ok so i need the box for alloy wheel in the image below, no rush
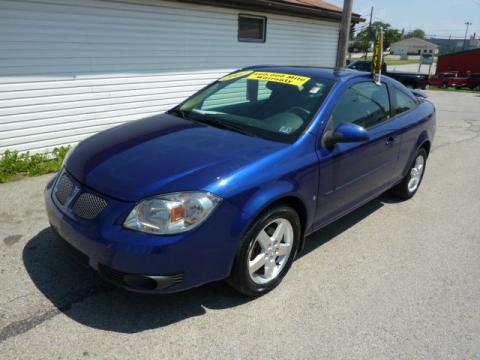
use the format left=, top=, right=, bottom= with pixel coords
left=408, top=154, right=425, bottom=193
left=247, top=218, right=294, bottom=285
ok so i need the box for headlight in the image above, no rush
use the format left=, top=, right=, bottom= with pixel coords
left=123, top=192, right=222, bottom=235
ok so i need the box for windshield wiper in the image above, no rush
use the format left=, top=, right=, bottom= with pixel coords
left=193, top=116, right=258, bottom=138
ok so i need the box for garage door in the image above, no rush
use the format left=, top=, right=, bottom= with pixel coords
left=0, top=0, right=339, bottom=153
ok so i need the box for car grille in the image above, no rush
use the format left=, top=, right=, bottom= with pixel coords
left=55, top=173, right=74, bottom=205
left=53, top=172, right=108, bottom=220
left=72, top=192, right=108, bottom=220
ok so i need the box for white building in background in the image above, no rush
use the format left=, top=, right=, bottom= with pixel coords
left=0, top=0, right=361, bottom=154
left=390, top=37, right=439, bottom=56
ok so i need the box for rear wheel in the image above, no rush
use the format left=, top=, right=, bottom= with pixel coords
left=391, top=148, right=427, bottom=200
left=227, top=205, right=301, bottom=297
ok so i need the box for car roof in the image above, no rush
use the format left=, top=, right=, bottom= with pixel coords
left=242, top=65, right=371, bottom=83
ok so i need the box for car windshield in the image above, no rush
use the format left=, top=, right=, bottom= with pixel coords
left=171, top=70, right=334, bottom=143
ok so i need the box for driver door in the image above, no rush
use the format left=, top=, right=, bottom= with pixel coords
left=314, top=81, right=401, bottom=225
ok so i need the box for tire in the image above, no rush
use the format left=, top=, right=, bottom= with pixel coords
left=391, top=148, right=428, bottom=200
left=227, top=205, right=301, bottom=297
left=441, top=83, right=448, bottom=89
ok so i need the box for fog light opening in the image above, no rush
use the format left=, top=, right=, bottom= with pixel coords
left=122, top=274, right=157, bottom=290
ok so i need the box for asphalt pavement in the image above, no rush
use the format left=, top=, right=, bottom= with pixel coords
left=0, top=90, right=479, bottom=359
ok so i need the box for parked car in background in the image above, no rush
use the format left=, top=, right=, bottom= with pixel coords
left=464, top=73, right=480, bottom=90
left=45, top=66, right=436, bottom=297
left=347, top=60, right=429, bottom=89
left=428, top=72, right=467, bottom=89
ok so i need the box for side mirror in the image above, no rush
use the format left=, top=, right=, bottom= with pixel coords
left=323, top=123, right=369, bottom=149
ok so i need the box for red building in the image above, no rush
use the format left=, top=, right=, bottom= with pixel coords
left=437, top=49, right=480, bottom=75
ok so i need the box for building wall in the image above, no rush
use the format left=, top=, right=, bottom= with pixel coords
left=429, top=38, right=480, bottom=55
left=390, top=45, right=437, bottom=55
left=437, top=49, right=480, bottom=75
left=0, top=0, right=340, bottom=153
left=390, top=38, right=438, bottom=55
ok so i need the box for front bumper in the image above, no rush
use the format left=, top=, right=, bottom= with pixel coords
left=44, top=172, right=243, bottom=293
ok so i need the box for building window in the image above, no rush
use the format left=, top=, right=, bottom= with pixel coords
left=238, top=14, right=266, bottom=43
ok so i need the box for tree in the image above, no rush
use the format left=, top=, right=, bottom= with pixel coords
left=352, top=21, right=402, bottom=51
left=405, top=29, right=426, bottom=39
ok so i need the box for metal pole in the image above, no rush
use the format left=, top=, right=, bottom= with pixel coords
left=463, top=22, right=472, bottom=50
left=336, top=0, right=354, bottom=68
left=364, top=7, right=373, bottom=60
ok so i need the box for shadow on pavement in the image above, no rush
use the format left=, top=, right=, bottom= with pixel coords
left=22, top=194, right=399, bottom=333
left=298, top=194, right=398, bottom=259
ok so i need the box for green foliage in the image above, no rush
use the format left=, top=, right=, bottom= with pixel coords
left=353, top=21, right=402, bottom=51
left=405, top=29, right=426, bottom=39
left=0, top=146, right=70, bottom=183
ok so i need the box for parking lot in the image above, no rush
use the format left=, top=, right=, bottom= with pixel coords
left=1, top=90, right=479, bottom=359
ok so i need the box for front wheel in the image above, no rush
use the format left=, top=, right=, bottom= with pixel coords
left=227, top=205, right=301, bottom=297
left=391, top=148, right=427, bottom=200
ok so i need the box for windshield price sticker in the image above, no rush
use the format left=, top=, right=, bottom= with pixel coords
left=219, top=70, right=254, bottom=82
left=247, top=72, right=311, bottom=86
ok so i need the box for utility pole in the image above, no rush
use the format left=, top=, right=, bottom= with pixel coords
left=336, top=0, right=354, bottom=68
left=364, top=6, right=373, bottom=60
left=463, top=22, right=472, bottom=50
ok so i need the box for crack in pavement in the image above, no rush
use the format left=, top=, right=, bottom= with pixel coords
left=433, top=120, right=480, bottom=151
left=0, top=284, right=112, bottom=344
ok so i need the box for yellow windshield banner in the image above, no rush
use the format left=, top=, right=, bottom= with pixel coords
left=247, top=72, right=311, bottom=86
left=371, top=29, right=384, bottom=84
left=219, top=70, right=254, bottom=81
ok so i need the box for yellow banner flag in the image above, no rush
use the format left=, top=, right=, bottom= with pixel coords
left=371, top=29, right=384, bottom=84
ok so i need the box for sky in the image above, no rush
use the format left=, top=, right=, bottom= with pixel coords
left=328, top=0, right=480, bottom=39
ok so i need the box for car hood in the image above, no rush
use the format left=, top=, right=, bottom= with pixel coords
left=66, top=114, right=285, bottom=202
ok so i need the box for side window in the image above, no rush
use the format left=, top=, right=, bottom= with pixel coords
left=202, top=78, right=248, bottom=109
left=330, top=82, right=391, bottom=130
left=391, top=87, right=417, bottom=116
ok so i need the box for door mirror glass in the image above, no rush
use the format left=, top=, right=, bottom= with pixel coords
left=323, top=123, right=369, bottom=148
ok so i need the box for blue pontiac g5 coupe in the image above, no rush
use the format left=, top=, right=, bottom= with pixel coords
left=44, top=67, right=436, bottom=297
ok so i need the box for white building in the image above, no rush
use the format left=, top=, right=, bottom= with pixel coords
left=390, top=37, right=439, bottom=56
left=0, top=0, right=361, bottom=154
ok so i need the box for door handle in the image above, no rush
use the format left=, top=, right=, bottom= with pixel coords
left=385, top=136, right=396, bottom=146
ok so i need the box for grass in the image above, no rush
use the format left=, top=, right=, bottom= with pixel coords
left=385, top=59, right=422, bottom=65
left=0, top=146, right=70, bottom=183
left=357, top=56, right=436, bottom=66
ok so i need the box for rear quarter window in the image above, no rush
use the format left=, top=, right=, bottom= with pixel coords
left=391, top=87, right=418, bottom=116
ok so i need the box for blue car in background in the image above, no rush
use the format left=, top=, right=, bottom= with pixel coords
left=44, top=66, right=436, bottom=297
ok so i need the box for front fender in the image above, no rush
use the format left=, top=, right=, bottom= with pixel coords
left=229, top=178, right=315, bottom=255
left=241, top=180, right=300, bottom=218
